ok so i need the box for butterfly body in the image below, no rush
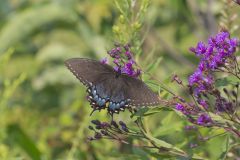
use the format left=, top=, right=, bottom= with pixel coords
left=65, top=58, right=161, bottom=115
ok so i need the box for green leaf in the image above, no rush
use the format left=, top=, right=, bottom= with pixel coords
left=133, top=107, right=173, bottom=118
left=109, top=152, right=144, bottom=159
left=133, top=107, right=150, bottom=117
left=139, top=125, right=184, bottom=153
left=208, top=113, right=234, bottom=125
left=219, top=134, right=230, bottom=160
left=0, top=4, right=78, bottom=54
left=153, top=112, right=183, bottom=137
left=146, top=57, right=162, bottom=73
left=215, top=77, right=239, bottom=87
left=138, top=123, right=204, bottom=160
left=132, top=147, right=149, bottom=160
left=7, top=124, right=41, bottom=160
left=141, top=148, right=174, bottom=159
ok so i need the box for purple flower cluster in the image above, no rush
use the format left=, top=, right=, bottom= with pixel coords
left=190, top=31, right=239, bottom=69
left=189, top=31, right=239, bottom=96
left=175, top=31, right=240, bottom=127
left=105, top=43, right=141, bottom=77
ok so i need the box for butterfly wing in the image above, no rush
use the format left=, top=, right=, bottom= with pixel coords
left=65, top=58, right=114, bottom=87
left=120, top=75, right=161, bottom=107
left=65, top=58, right=161, bottom=114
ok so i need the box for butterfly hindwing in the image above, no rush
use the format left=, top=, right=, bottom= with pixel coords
left=120, top=75, right=161, bottom=107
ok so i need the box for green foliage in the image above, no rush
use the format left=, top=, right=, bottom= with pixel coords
left=0, top=0, right=239, bottom=160
left=7, top=124, right=41, bottom=160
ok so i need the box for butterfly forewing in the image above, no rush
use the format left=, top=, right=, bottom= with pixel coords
left=65, top=58, right=114, bottom=87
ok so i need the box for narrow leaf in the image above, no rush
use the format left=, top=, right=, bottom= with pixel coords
left=7, top=124, right=41, bottom=160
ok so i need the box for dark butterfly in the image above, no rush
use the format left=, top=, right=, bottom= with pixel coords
left=65, top=58, right=161, bottom=116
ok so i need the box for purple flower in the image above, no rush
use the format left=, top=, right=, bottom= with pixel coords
left=215, top=97, right=234, bottom=113
left=113, top=66, right=120, bottom=72
left=195, top=42, right=207, bottom=56
left=106, top=44, right=141, bottom=78
left=175, top=103, right=185, bottom=112
left=215, top=32, right=229, bottom=46
left=198, top=99, right=208, bottom=109
left=190, top=31, right=239, bottom=71
left=197, top=114, right=212, bottom=125
left=205, top=46, right=213, bottom=57
left=188, top=31, right=239, bottom=97
left=193, top=85, right=206, bottom=96
left=188, top=70, right=202, bottom=86
left=198, top=61, right=206, bottom=72
left=100, top=57, right=108, bottom=64
left=125, top=51, right=132, bottom=59
left=113, top=59, right=120, bottom=66
left=202, top=74, right=213, bottom=84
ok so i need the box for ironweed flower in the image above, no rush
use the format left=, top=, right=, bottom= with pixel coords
left=100, top=57, right=108, bottom=64
left=173, top=31, right=240, bottom=137
left=189, top=31, right=239, bottom=96
left=197, top=114, right=212, bottom=125
left=175, top=103, right=185, bottom=112
left=198, top=99, right=208, bottom=107
left=119, top=121, right=129, bottom=132
left=215, top=97, right=234, bottom=113
left=106, top=43, right=141, bottom=77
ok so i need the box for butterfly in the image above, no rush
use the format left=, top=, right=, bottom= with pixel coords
left=65, top=58, right=161, bottom=116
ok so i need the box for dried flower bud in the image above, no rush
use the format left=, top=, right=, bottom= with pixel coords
left=223, top=88, right=228, bottom=95
left=235, top=83, right=239, bottom=88
left=190, top=143, right=198, bottom=148
left=91, top=120, right=101, bottom=125
left=111, top=120, right=119, bottom=128
left=94, top=132, right=102, bottom=139
left=124, top=43, right=131, bottom=51
left=232, top=91, right=237, bottom=98
left=100, top=130, right=109, bottom=136
left=171, top=74, right=182, bottom=85
left=95, top=125, right=102, bottom=130
left=101, top=122, right=111, bottom=128
left=87, top=137, right=94, bottom=141
left=119, top=121, right=129, bottom=132
left=88, top=126, right=94, bottom=130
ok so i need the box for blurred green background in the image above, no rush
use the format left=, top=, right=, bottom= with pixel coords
left=0, top=0, right=239, bottom=159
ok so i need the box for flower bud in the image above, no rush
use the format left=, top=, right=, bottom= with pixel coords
left=94, top=132, right=102, bottom=139
left=111, top=120, right=119, bottom=128
left=91, top=120, right=101, bottom=125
